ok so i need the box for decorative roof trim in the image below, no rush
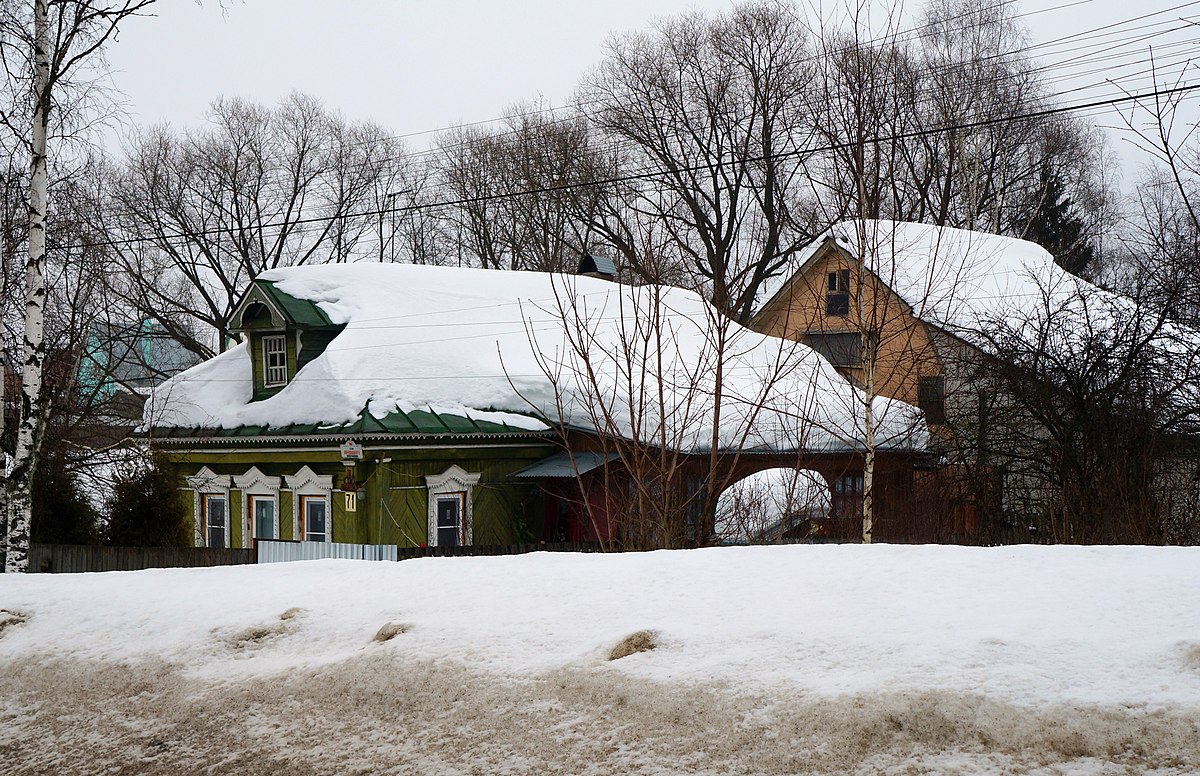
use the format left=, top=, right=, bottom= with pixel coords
left=146, top=429, right=556, bottom=445
left=229, top=284, right=288, bottom=331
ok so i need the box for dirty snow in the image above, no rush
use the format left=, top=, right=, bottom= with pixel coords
left=145, top=265, right=926, bottom=453
left=2, top=544, right=1200, bottom=774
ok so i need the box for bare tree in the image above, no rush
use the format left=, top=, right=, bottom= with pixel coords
left=2, top=0, right=164, bottom=573
left=580, top=0, right=820, bottom=321
left=436, top=103, right=612, bottom=273
left=103, top=94, right=409, bottom=358
left=512, top=271, right=922, bottom=550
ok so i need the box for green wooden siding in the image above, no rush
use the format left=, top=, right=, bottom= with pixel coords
left=280, top=491, right=294, bottom=540
left=230, top=492, right=244, bottom=548
left=167, top=442, right=554, bottom=548
left=298, top=328, right=339, bottom=371
left=250, top=332, right=298, bottom=402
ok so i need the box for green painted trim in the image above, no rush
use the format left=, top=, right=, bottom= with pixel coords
left=230, top=491, right=244, bottom=548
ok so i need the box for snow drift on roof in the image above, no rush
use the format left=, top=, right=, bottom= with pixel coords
left=755, top=220, right=1073, bottom=331
left=145, top=264, right=926, bottom=453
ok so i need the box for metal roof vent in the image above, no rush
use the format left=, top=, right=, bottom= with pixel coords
left=577, top=254, right=617, bottom=281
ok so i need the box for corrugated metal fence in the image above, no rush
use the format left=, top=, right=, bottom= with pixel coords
left=255, top=539, right=399, bottom=563
left=29, top=543, right=255, bottom=574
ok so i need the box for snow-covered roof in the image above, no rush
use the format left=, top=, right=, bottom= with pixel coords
left=146, top=264, right=927, bottom=454
left=755, top=221, right=1078, bottom=332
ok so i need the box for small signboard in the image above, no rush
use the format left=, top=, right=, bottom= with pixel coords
left=339, top=441, right=365, bottom=461
left=344, top=491, right=357, bottom=513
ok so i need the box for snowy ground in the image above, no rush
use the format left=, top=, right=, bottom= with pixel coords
left=2, top=545, right=1199, bottom=774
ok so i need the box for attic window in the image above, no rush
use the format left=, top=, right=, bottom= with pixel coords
left=802, top=332, right=862, bottom=368
left=262, top=334, right=288, bottom=388
left=826, top=269, right=851, bottom=316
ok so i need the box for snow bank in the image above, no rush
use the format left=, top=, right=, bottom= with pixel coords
left=3, top=545, right=1200, bottom=773
left=146, top=265, right=926, bottom=452
left=3, top=545, right=1198, bottom=705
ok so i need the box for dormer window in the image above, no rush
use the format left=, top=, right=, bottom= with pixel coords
left=230, top=279, right=343, bottom=400
left=263, top=334, right=288, bottom=387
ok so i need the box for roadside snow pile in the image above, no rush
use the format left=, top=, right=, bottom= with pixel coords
left=3, top=545, right=1199, bottom=774
left=145, top=264, right=926, bottom=453
left=4, top=544, right=1199, bottom=703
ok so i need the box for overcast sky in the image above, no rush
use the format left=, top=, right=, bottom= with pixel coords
left=102, top=0, right=1196, bottom=178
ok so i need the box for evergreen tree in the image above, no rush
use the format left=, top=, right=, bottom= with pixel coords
left=105, top=454, right=190, bottom=547
left=31, top=449, right=98, bottom=545
left=1023, top=165, right=1095, bottom=276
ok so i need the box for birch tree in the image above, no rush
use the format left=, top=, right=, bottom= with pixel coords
left=2, top=0, right=158, bottom=573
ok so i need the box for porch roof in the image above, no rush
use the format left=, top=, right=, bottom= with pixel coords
left=511, top=452, right=619, bottom=479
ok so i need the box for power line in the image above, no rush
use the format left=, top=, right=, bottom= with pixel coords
left=75, top=81, right=1200, bottom=256
left=125, top=3, right=1200, bottom=207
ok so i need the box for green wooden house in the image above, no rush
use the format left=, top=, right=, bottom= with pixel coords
left=145, top=263, right=928, bottom=551
left=149, top=274, right=567, bottom=550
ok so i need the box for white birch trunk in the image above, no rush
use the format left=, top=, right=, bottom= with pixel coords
left=4, top=0, right=50, bottom=574
left=861, top=346, right=876, bottom=545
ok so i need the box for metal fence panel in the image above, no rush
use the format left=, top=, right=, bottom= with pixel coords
left=255, top=540, right=398, bottom=563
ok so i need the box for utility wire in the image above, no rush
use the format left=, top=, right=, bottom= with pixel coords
left=71, top=80, right=1200, bottom=256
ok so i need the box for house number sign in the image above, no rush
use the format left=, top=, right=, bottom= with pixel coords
left=344, top=491, right=357, bottom=512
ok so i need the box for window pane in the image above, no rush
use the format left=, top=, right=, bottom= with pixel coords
left=438, top=526, right=459, bottom=547
left=204, top=496, right=226, bottom=548
left=802, top=333, right=861, bottom=367
left=254, top=499, right=275, bottom=540
left=437, top=498, right=459, bottom=528
left=305, top=501, right=326, bottom=542
left=263, top=335, right=288, bottom=386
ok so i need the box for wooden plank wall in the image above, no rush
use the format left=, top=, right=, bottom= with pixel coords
left=29, top=544, right=255, bottom=574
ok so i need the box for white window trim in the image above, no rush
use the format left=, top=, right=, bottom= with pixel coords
left=285, top=466, right=334, bottom=543
left=300, top=496, right=331, bottom=543
left=186, top=467, right=229, bottom=548
left=234, top=467, right=281, bottom=547
left=262, top=334, right=288, bottom=388
left=425, top=465, right=480, bottom=547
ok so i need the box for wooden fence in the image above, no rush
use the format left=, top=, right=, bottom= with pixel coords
left=29, top=543, right=255, bottom=574
left=24, top=541, right=604, bottom=573
left=394, top=541, right=604, bottom=560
